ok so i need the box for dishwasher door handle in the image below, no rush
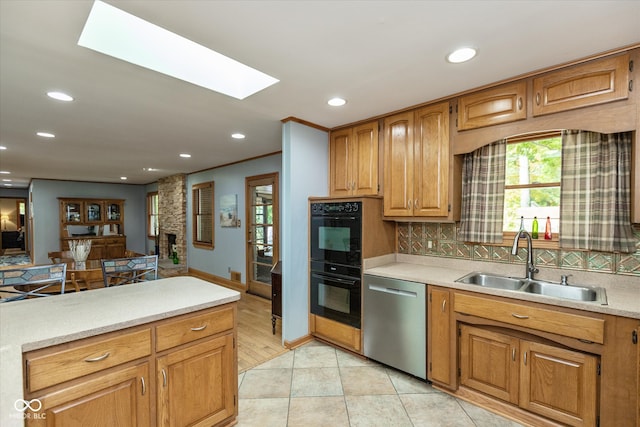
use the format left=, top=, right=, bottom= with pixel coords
left=368, top=285, right=417, bottom=298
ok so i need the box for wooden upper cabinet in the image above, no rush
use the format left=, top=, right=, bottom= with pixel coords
left=532, top=53, right=630, bottom=116
left=383, top=102, right=450, bottom=217
left=383, top=111, right=414, bottom=216
left=329, top=121, right=379, bottom=197
left=414, top=103, right=450, bottom=216
left=458, top=81, right=527, bottom=130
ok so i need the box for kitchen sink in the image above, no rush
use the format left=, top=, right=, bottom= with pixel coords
left=455, top=272, right=607, bottom=304
left=522, top=280, right=607, bottom=304
left=455, top=272, right=526, bottom=290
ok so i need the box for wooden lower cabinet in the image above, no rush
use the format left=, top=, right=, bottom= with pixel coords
left=25, top=304, right=237, bottom=427
left=460, top=325, right=519, bottom=404
left=26, top=363, right=150, bottom=427
left=427, top=286, right=455, bottom=388
left=520, top=341, right=598, bottom=427
left=157, top=333, right=235, bottom=427
left=459, top=324, right=599, bottom=427
left=310, top=314, right=361, bottom=353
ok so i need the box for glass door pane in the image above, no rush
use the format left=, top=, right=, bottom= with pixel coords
left=246, top=175, right=278, bottom=300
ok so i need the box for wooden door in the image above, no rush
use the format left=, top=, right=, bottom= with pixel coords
left=459, top=325, right=519, bottom=404
left=413, top=102, right=449, bottom=217
left=519, top=340, right=598, bottom=427
left=383, top=111, right=414, bottom=216
left=157, top=334, right=236, bottom=427
left=427, top=286, right=454, bottom=388
left=27, top=363, right=150, bottom=427
left=329, top=128, right=353, bottom=197
left=245, top=173, right=279, bottom=299
left=351, top=121, right=379, bottom=196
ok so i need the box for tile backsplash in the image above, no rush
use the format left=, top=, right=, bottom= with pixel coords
left=397, top=223, right=640, bottom=277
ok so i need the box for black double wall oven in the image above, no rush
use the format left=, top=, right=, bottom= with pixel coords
left=309, top=201, right=362, bottom=329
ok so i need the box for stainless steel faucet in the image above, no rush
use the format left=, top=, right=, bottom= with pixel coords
left=511, top=230, right=539, bottom=280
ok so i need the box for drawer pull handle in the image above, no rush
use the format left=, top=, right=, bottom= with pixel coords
left=512, top=348, right=516, bottom=362
left=523, top=351, right=528, bottom=365
left=191, top=325, right=207, bottom=332
left=141, top=376, right=146, bottom=395
left=511, top=313, right=529, bottom=319
left=84, top=352, right=110, bottom=362
left=441, top=299, right=446, bottom=312
left=536, top=93, right=541, bottom=105
left=162, top=369, right=167, bottom=387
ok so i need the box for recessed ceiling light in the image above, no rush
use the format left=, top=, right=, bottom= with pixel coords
left=78, top=0, right=279, bottom=100
left=328, top=97, right=347, bottom=107
left=231, top=133, right=245, bottom=140
left=0, top=171, right=10, bottom=174
left=2, top=179, right=11, bottom=182
left=0, top=146, right=6, bottom=150
left=47, top=91, right=74, bottom=101
left=36, top=132, right=55, bottom=138
left=120, top=176, right=127, bottom=180
left=447, top=47, right=477, bottom=63
left=3, top=183, right=12, bottom=187
left=180, top=153, right=191, bottom=158
left=143, top=167, right=158, bottom=172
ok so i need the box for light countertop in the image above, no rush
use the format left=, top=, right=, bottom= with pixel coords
left=364, top=254, right=640, bottom=319
left=0, top=276, right=240, bottom=426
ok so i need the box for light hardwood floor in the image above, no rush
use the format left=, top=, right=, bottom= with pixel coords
left=236, top=290, right=288, bottom=372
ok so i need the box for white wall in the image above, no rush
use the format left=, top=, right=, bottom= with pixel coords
left=30, top=179, right=147, bottom=264
left=186, top=154, right=282, bottom=282
left=281, top=121, right=328, bottom=344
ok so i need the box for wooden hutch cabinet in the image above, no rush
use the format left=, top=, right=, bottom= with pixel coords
left=59, top=198, right=126, bottom=260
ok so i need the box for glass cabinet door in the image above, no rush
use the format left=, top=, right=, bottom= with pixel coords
left=106, top=202, right=122, bottom=221
left=85, top=202, right=102, bottom=223
left=63, top=201, right=82, bottom=223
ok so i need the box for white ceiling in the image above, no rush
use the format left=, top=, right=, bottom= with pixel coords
left=1, top=1, right=639, bottom=190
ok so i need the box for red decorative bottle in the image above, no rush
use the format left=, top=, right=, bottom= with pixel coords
left=544, top=216, right=552, bottom=240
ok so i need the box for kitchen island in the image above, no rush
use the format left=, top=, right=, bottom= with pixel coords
left=0, top=276, right=240, bottom=427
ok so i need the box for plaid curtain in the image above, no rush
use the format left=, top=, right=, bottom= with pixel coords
left=459, top=139, right=506, bottom=243
left=560, top=130, right=636, bottom=252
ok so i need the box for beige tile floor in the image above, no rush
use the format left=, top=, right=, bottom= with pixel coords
left=237, top=340, right=524, bottom=427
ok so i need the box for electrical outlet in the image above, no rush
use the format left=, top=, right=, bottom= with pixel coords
left=228, top=266, right=231, bottom=272
left=427, top=240, right=433, bottom=249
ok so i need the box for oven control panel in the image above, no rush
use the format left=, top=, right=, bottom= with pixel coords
left=311, top=201, right=361, bottom=215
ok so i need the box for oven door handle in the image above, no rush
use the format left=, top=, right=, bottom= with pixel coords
left=312, top=272, right=358, bottom=286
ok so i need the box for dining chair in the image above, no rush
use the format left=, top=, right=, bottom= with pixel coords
left=101, top=255, right=158, bottom=287
left=69, top=269, right=104, bottom=291
left=0, top=263, right=67, bottom=303
left=48, top=251, right=74, bottom=263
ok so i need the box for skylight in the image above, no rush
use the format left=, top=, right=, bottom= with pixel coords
left=78, top=1, right=279, bottom=100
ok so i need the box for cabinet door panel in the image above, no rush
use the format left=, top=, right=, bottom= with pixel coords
left=383, top=112, right=413, bottom=216
left=414, top=103, right=449, bottom=216
left=352, top=122, right=379, bottom=196
left=329, top=128, right=353, bottom=197
left=520, top=341, right=598, bottom=427
left=458, top=82, right=526, bottom=130
left=460, top=325, right=519, bottom=404
left=532, top=54, right=629, bottom=116
left=428, top=287, right=453, bottom=388
left=157, top=333, right=236, bottom=427
left=27, top=363, right=150, bottom=427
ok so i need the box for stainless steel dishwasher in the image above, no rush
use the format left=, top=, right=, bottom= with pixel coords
left=363, top=274, right=426, bottom=379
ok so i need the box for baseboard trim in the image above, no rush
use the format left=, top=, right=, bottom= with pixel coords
left=284, top=335, right=314, bottom=350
